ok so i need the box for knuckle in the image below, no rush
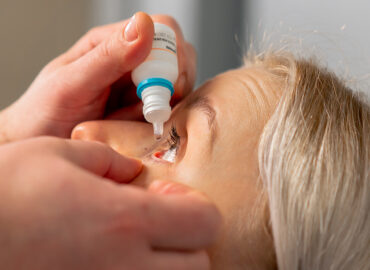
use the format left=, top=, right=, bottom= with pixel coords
left=106, top=212, right=143, bottom=243
left=86, top=26, right=102, bottom=38
left=83, top=27, right=105, bottom=51
left=99, top=37, right=114, bottom=58
left=42, top=57, right=62, bottom=73
left=98, top=35, right=129, bottom=76
left=107, top=192, right=150, bottom=237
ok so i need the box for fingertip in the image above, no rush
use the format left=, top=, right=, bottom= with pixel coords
left=111, top=154, right=143, bottom=182
left=149, top=180, right=190, bottom=194
left=149, top=180, right=209, bottom=203
left=116, top=11, right=154, bottom=71
left=134, top=11, right=154, bottom=42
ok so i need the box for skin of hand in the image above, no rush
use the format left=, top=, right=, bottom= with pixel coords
left=0, top=12, right=196, bottom=143
left=0, top=136, right=221, bottom=270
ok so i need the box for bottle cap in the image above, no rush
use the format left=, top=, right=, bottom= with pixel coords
left=141, top=85, right=172, bottom=140
left=137, top=78, right=174, bottom=99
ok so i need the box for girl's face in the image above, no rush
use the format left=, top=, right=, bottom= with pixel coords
left=72, top=67, right=280, bottom=268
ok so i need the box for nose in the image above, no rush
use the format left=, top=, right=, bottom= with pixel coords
left=71, top=120, right=154, bottom=158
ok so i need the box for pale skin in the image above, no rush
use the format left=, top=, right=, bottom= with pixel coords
left=0, top=13, right=222, bottom=270
left=72, top=67, right=281, bottom=269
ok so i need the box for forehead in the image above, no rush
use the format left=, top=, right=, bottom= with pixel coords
left=176, top=66, right=282, bottom=169
left=193, top=67, right=280, bottom=131
left=173, top=66, right=282, bottom=189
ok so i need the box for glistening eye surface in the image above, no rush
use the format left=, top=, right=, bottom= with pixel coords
left=152, top=125, right=180, bottom=163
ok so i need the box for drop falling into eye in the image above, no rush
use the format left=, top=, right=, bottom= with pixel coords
left=153, top=122, right=164, bottom=141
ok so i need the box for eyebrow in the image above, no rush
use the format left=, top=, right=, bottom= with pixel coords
left=184, top=94, right=217, bottom=146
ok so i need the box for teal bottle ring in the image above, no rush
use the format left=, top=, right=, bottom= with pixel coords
left=137, top=78, right=174, bottom=100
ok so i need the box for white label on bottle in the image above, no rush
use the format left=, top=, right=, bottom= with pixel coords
left=153, top=31, right=177, bottom=55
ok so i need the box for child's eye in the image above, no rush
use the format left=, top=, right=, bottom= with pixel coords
left=167, top=125, right=180, bottom=150
left=152, top=125, right=180, bottom=163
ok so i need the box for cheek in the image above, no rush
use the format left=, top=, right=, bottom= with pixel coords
left=175, top=145, right=261, bottom=215
left=173, top=157, right=211, bottom=193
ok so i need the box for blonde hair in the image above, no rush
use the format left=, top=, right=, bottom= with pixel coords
left=250, top=52, right=369, bottom=269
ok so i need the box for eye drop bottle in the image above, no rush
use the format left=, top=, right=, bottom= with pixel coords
left=132, top=23, right=178, bottom=139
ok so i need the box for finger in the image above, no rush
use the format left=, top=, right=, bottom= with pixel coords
left=60, top=139, right=142, bottom=183
left=104, top=15, right=197, bottom=106
left=145, top=181, right=222, bottom=250
left=172, top=41, right=197, bottom=103
left=104, top=75, right=141, bottom=116
left=105, top=102, right=144, bottom=121
left=150, top=250, right=210, bottom=270
left=66, top=21, right=128, bottom=62
left=46, top=21, right=127, bottom=71
left=61, top=11, right=154, bottom=94
left=151, top=15, right=197, bottom=101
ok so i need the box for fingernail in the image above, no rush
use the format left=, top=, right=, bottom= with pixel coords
left=124, top=14, right=138, bottom=42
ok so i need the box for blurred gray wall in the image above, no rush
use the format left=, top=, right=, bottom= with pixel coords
left=0, top=0, right=92, bottom=109
left=0, top=0, right=369, bottom=109
left=253, top=0, right=370, bottom=95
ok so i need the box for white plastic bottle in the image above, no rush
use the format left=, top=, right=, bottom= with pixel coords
left=132, top=23, right=178, bottom=139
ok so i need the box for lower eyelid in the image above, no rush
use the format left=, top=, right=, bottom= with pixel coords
left=146, top=124, right=183, bottom=163
left=153, top=151, right=164, bottom=159
left=152, top=149, right=177, bottom=163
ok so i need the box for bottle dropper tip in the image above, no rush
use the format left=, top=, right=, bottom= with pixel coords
left=153, top=122, right=164, bottom=141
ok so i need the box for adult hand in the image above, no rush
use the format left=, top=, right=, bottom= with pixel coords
left=0, top=12, right=196, bottom=143
left=0, top=137, right=220, bottom=270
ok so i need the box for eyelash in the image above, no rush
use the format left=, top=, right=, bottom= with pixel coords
left=167, top=125, right=180, bottom=150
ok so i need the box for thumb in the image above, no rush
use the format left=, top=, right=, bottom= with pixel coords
left=63, top=12, right=154, bottom=93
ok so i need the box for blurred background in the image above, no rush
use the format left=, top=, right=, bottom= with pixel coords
left=0, top=0, right=369, bottom=109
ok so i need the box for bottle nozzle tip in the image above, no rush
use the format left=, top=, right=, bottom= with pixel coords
left=153, top=122, right=164, bottom=141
